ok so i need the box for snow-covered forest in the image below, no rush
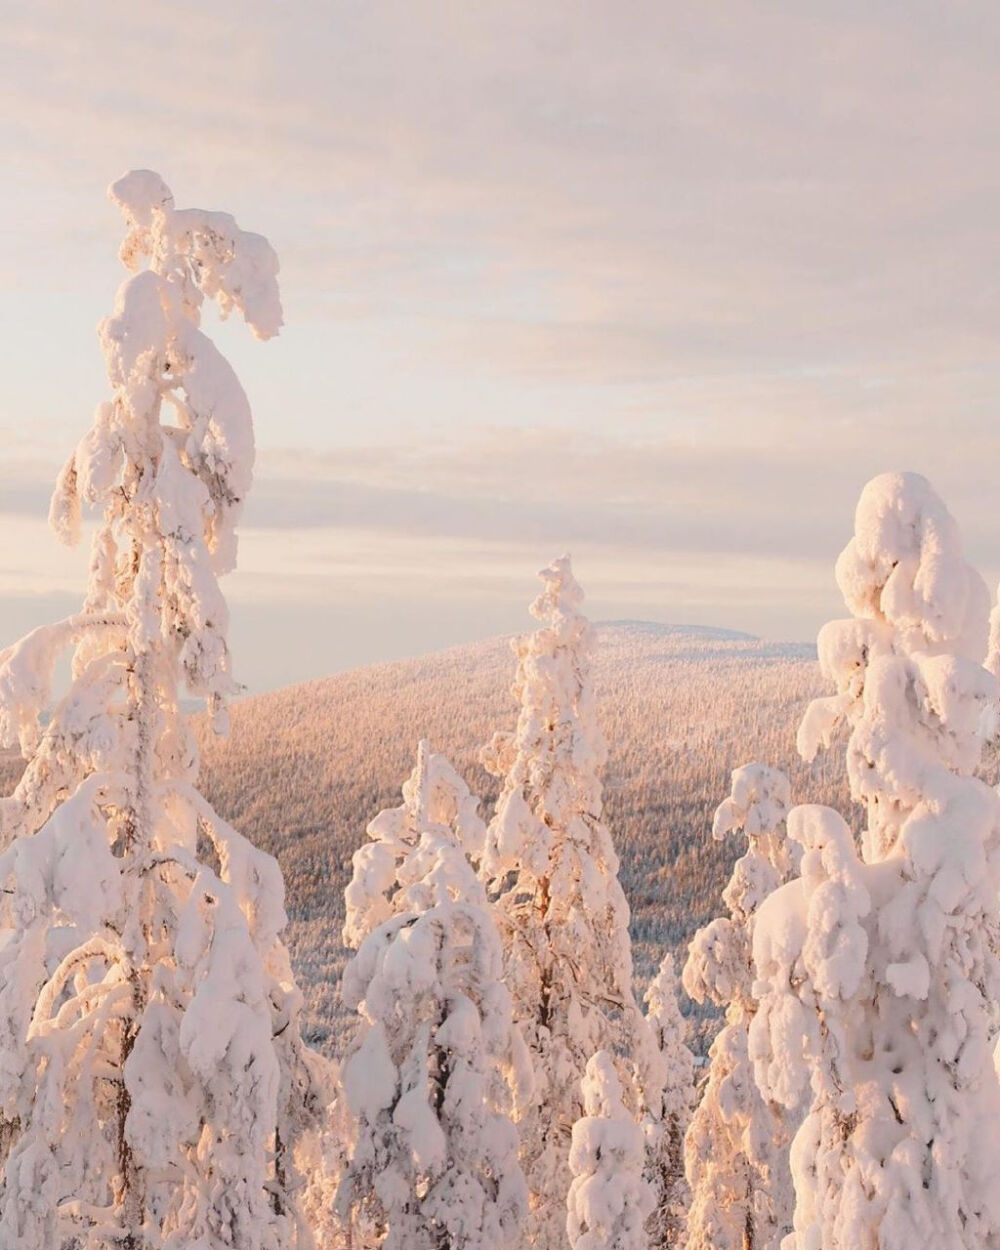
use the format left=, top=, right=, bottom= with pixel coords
left=4, top=173, right=1000, bottom=1249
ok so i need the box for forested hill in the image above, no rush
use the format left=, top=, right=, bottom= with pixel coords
left=190, top=621, right=853, bottom=1052
left=0, top=621, right=866, bottom=1051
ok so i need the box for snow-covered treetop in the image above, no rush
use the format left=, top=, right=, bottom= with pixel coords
left=110, top=169, right=283, bottom=340
left=52, top=169, right=281, bottom=583
left=1, top=172, right=285, bottom=846
left=1, top=172, right=285, bottom=849
left=343, top=740, right=486, bottom=949
left=567, top=1051, right=652, bottom=1250
left=482, top=554, right=607, bottom=879
left=641, top=952, right=694, bottom=1123
left=797, top=471, right=997, bottom=860
left=713, top=762, right=794, bottom=924
left=832, top=470, right=988, bottom=659
left=684, top=762, right=792, bottom=1010
left=713, top=762, right=790, bottom=843
left=579, top=1049, right=624, bottom=1119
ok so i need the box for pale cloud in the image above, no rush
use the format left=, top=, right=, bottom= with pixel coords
left=3, top=3, right=1000, bottom=686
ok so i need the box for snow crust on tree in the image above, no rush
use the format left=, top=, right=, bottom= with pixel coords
left=682, top=763, right=797, bottom=1250
left=755, top=471, right=1000, bottom=1249
left=480, top=556, right=649, bottom=1250
left=0, top=173, right=322, bottom=1249
left=343, top=739, right=488, bottom=950
left=637, top=953, right=694, bottom=1248
left=296, top=1062, right=352, bottom=1250
left=337, top=741, right=528, bottom=1250
left=566, top=1051, right=653, bottom=1250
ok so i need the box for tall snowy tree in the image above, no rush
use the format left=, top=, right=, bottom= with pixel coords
left=480, top=555, right=649, bottom=1250
left=681, top=763, right=797, bottom=1250
left=753, top=471, right=1000, bottom=1248
left=566, top=1051, right=653, bottom=1250
left=0, top=171, right=321, bottom=1249
left=337, top=742, right=528, bottom=1250
left=638, top=954, right=694, bottom=1249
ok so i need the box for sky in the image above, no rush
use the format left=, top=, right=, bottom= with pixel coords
left=3, top=2, right=1000, bottom=690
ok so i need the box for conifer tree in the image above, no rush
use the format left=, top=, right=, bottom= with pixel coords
left=681, top=763, right=797, bottom=1250
left=481, top=556, right=648, bottom=1250
left=754, top=472, right=1000, bottom=1248
left=343, top=740, right=488, bottom=949
left=566, top=1051, right=653, bottom=1250
left=639, top=954, right=694, bottom=1248
left=0, top=172, right=320, bottom=1248
left=337, top=742, right=528, bottom=1250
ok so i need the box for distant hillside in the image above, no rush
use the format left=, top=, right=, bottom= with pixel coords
left=189, top=622, right=849, bottom=1052
left=1, top=621, right=905, bottom=1052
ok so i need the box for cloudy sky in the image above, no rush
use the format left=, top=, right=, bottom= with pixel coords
left=3, top=2, right=1000, bottom=690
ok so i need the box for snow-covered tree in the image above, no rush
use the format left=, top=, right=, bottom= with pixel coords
left=681, top=763, right=797, bottom=1250
left=566, top=1050, right=653, bottom=1250
left=638, top=954, right=694, bottom=1248
left=0, top=171, right=321, bottom=1249
left=480, top=555, right=649, bottom=1250
left=754, top=471, right=1000, bottom=1248
left=750, top=803, right=870, bottom=1250
left=337, top=742, right=528, bottom=1250
left=343, top=739, right=488, bottom=949
left=297, top=1064, right=352, bottom=1250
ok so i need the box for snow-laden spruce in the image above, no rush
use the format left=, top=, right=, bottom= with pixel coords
left=637, top=953, right=694, bottom=1249
left=343, top=739, right=489, bottom=948
left=753, top=471, right=1000, bottom=1249
left=681, top=764, right=798, bottom=1250
left=480, top=556, right=651, bottom=1250
left=0, top=172, right=322, bottom=1249
left=566, top=1051, right=653, bottom=1250
left=337, top=741, right=528, bottom=1250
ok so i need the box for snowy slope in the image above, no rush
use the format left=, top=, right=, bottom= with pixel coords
left=187, top=622, right=846, bottom=1051
left=0, top=621, right=857, bottom=1052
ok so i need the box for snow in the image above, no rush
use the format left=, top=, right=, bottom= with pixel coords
left=480, top=556, right=651, bottom=1250
left=566, top=1051, right=653, bottom=1250
left=638, top=953, right=694, bottom=1248
left=0, top=172, right=319, bottom=1249
left=683, top=762, right=799, bottom=1250
left=4, top=171, right=1000, bottom=1250
left=336, top=743, right=527, bottom=1250
left=755, top=471, right=1000, bottom=1249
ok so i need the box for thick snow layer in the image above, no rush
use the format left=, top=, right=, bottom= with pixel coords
left=480, top=557, right=652, bottom=1250
left=0, top=173, right=320, bottom=1250
left=337, top=743, right=527, bottom=1250
left=757, top=472, right=1000, bottom=1250
left=683, top=763, right=798, bottom=1250
left=566, top=1051, right=653, bottom=1250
